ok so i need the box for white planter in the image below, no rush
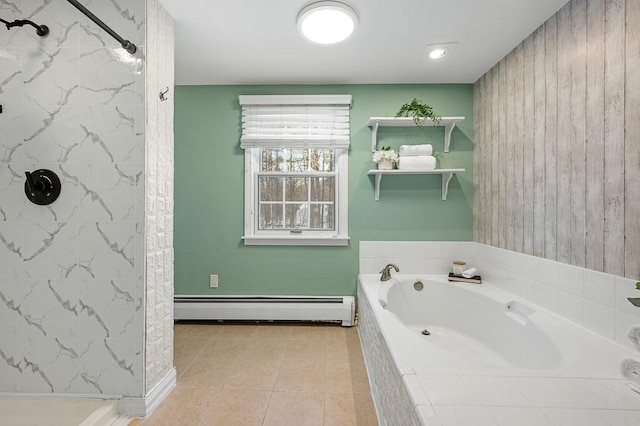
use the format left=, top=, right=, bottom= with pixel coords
left=377, top=159, right=394, bottom=170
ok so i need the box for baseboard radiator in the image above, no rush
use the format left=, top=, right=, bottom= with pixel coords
left=174, top=295, right=355, bottom=326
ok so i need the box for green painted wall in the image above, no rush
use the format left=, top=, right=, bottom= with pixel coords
left=174, top=84, right=474, bottom=296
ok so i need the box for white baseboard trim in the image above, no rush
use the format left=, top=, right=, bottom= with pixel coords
left=118, top=367, right=176, bottom=417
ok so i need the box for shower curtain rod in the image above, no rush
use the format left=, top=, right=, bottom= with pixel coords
left=66, top=0, right=137, bottom=54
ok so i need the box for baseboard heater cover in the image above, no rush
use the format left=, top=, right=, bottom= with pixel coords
left=174, top=295, right=355, bottom=326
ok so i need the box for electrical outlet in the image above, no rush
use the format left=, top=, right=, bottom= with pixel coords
left=209, top=274, right=218, bottom=288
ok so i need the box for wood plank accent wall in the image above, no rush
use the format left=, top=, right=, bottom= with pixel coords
left=473, top=0, right=640, bottom=279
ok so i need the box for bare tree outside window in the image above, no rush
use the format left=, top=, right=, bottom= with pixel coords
left=258, top=148, right=335, bottom=231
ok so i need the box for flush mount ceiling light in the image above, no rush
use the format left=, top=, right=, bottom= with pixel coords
left=297, top=1, right=358, bottom=45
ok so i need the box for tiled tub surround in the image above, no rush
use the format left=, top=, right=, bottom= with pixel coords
left=358, top=241, right=640, bottom=425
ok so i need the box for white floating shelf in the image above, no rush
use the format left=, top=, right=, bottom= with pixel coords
left=367, top=168, right=465, bottom=201
left=367, top=116, right=465, bottom=153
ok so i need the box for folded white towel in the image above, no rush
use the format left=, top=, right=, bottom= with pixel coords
left=399, top=144, right=433, bottom=157
left=627, top=325, right=640, bottom=352
left=620, top=358, right=640, bottom=385
left=398, top=155, right=437, bottom=170
left=462, top=268, right=478, bottom=278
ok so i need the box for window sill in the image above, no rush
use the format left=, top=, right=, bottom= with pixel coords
left=241, top=235, right=349, bottom=246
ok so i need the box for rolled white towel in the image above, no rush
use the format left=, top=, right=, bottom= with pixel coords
left=626, top=325, right=640, bottom=352
left=620, top=358, right=640, bottom=385
left=462, top=268, right=478, bottom=278
left=399, top=144, right=433, bottom=157
left=398, top=155, right=437, bottom=170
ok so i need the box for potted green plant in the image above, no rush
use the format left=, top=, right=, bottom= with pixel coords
left=395, top=98, right=440, bottom=126
left=628, top=282, right=640, bottom=307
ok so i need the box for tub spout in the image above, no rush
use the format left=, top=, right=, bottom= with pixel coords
left=380, top=263, right=399, bottom=281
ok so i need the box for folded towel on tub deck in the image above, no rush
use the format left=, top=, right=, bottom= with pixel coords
left=627, top=325, right=640, bottom=351
left=398, top=155, right=437, bottom=170
left=399, top=144, right=433, bottom=157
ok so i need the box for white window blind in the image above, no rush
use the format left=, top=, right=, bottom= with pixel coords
left=239, top=95, right=352, bottom=149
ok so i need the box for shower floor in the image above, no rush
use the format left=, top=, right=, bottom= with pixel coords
left=0, top=396, right=128, bottom=425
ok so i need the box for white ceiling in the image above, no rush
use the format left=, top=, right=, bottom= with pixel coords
left=161, top=0, right=569, bottom=86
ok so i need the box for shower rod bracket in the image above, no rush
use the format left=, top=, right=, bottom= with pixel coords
left=1, top=18, right=49, bottom=36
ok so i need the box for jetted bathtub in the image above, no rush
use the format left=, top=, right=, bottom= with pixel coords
left=357, top=274, right=640, bottom=426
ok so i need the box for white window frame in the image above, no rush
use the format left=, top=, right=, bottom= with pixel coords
left=239, top=95, right=350, bottom=246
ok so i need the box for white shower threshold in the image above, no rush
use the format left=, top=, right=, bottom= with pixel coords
left=0, top=396, right=131, bottom=426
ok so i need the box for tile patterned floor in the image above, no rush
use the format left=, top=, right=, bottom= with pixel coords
left=131, top=322, right=378, bottom=425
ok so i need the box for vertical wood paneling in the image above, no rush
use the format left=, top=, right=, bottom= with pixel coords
left=473, top=0, right=639, bottom=280
left=523, top=36, right=536, bottom=256
left=478, top=73, right=493, bottom=244
left=625, top=0, right=640, bottom=279
left=514, top=44, right=525, bottom=253
left=474, top=78, right=484, bottom=242
left=556, top=3, right=573, bottom=265
left=585, top=0, right=606, bottom=272
left=506, top=52, right=517, bottom=251
left=490, top=66, right=500, bottom=246
left=533, top=26, right=547, bottom=258
left=544, top=14, right=559, bottom=261
left=603, top=0, right=626, bottom=276
left=570, top=0, right=587, bottom=267
left=498, top=59, right=508, bottom=249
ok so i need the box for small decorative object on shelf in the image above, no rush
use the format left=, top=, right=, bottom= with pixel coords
left=395, top=97, right=440, bottom=126
left=627, top=282, right=640, bottom=307
left=372, top=146, right=398, bottom=170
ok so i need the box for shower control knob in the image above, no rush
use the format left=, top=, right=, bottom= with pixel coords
left=24, top=169, right=61, bottom=205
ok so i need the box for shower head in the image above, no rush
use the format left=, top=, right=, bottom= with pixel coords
left=1, top=18, right=49, bottom=37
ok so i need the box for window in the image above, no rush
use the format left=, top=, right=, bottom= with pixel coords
left=239, top=95, right=351, bottom=246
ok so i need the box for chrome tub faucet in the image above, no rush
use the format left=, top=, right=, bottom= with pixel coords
left=380, top=263, right=399, bottom=281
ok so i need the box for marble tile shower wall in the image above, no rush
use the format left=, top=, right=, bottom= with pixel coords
left=359, top=241, right=640, bottom=352
left=144, top=0, right=174, bottom=393
left=0, top=0, right=146, bottom=396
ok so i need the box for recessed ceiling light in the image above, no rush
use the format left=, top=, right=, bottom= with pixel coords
left=427, top=48, right=447, bottom=60
left=297, top=1, right=358, bottom=45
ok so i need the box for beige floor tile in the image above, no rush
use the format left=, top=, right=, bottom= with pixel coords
left=215, top=324, right=258, bottom=337
left=173, top=353, right=198, bottom=378
left=199, top=389, right=271, bottom=426
left=173, top=337, right=210, bottom=356
left=237, top=342, right=287, bottom=365
left=138, top=388, right=216, bottom=426
left=174, top=322, right=223, bottom=339
left=139, top=323, right=376, bottom=425
left=325, top=363, right=371, bottom=394
left=290, top=324, right=329, bottom=340
left=284, top=339, right=326, bottom=363
left=353, top=392, right=379, bottom=425
left=324, top=393, right=358, bottom=426
left=252, top=324, right=293, bottom=338
left=197, top=337, right=250, bottom=362
left=263, top=391, right=324, bottom=426
left=325, top=339, right=350, bottom=363
left=223, top=363, right=279, bottom=391
left=176, top=361, right=233, bottom=390
left=275, top=362, right=325, bottom=392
